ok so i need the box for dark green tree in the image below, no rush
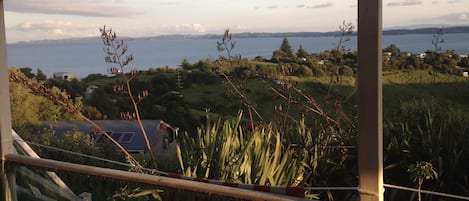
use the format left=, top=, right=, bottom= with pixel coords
left=280, top=37, right=294, bottom=57
left=180, top=58, right=194, bottom=70
left=272, top=49, right=286, bottom=62
left=404, top=56, right=424, bottom=70
left=36, top=68, right=47, bottom=81
left=296, top=45, right=309, bottom=58
left=19, top=67, right=35, bottom=78
left=383, top=44, right=401, bottom=56
left=459, top=57, right=469, bottom=67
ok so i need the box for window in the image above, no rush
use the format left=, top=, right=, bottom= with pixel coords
left=119, top=132, right=135, bottom=143
left=99, top=132, right=135, bottom=144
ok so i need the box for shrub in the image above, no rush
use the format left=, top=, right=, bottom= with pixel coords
left=338, top=65, right=354, bottom=76
left=298, top=65, right=313, bottom=77
left=311, top=65, right=326, bottom=77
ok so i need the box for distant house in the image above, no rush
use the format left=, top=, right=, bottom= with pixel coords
left=417, top=53, right=426, bottom=59
left=53, top=72, right=78, bottom=81
left=39, top=120, right=178, bottom=154
left=317, top=59, right=330, bottom=65
left=383, top=52, right=392, bottom=61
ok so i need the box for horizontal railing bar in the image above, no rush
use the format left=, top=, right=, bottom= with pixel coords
left=384, top=184, right=469, bottom=201
left=305, top=186, right=358, bottom=191
left=5, top=154, right=308, bottom=201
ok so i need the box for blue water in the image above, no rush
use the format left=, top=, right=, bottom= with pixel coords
left=7, top=33, right=469, bottom=78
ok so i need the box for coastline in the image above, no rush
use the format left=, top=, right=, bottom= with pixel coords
left=10, top=26, right=469, bottom=45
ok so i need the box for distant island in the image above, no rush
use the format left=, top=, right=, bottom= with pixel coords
left=131, top=26, right=469, bottom=40
left=13, top=26, right=469, bottom=44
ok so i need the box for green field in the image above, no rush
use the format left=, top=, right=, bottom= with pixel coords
left=180, top=70, right=469, bottom=122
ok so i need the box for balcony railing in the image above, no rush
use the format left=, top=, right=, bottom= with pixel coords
left=6, top=153, right=309, bottom=201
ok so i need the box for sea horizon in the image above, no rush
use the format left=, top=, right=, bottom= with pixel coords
left=7, top=33, right=469, bottom=78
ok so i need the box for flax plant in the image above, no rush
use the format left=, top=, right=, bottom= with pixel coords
left=100, top=26, right=158, bottom=171
left=384, top=98, right=469, bottom=200
left=177, top=112, right=306, bottom=186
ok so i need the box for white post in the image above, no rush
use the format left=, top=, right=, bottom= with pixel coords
left=358, top=0, right=384, bottom=201
left=0, top=0, right=15, bottom=200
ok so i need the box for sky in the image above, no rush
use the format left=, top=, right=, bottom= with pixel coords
left=3, top=0, right=469, bottom=43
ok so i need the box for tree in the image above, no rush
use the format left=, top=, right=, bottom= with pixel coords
left=459, top=57, right=469, bottom=67
left=180, top=58, right=193, bottom=70
left=86, top=87, right=119, bottom=119
left=296, top=45, right=309, bottom=59
left=19, top=67, right=35, bottom=78
left=404, top=56, right=424, bottom=70
left=9, top=68, right=82, bottom=133
left=280, top=37, right=294, bottom=57
left=272, top=49, right=286, bottom=62
left=36, top=68, right=47, bottom=81
left=383, top=44, right=401, bottom=56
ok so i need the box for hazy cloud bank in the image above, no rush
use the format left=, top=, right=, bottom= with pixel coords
left=4, top=0, right=141, bottom=17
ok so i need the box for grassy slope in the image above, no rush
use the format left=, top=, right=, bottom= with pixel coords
left=84, top=69, right=469, bottom=122
left=183, top=76, right=358, bottom=122
left=183, top=70, right=469, bottom=121
left=382, top=70, right=469, bottom=116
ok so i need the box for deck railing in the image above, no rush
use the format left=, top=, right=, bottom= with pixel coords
left=5, top=153, right=308, bottom=201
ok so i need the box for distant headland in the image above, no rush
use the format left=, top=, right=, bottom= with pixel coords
left=13, top=26, right=469, bottom=45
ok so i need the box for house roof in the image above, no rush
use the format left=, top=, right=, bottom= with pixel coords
left=39, top=120, right=167, bottom=153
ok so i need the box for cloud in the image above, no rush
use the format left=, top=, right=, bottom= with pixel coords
left=151, top=23, right=251, bottom=36
left=267, top=5, right=278, bottom=9
left=10, top=20, right=98, bottom=39
left=296, top=5, right=306, bottom=8
left=4, top=0, right=141, bottom=17
left=6, top=20, right=101, bottom=42
left=172, top=24, right=208, bottom=33
left=386, top=0, right=423, bottom=6
left=447, top=0, right=463, bottom=3
left=307, top=2, right=334, bottom=9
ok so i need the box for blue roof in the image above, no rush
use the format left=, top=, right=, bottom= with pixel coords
left=40, top=120, right=165, bottom=153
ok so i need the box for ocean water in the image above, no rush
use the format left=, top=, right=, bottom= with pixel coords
left=7, top=33, right=469, bottom=78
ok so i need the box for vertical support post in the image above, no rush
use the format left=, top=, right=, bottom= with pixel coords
left=358, top=0, right=384, bottom=201
left=0, top=0, right=15, bottom=200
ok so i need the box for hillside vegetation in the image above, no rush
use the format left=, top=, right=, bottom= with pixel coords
left=9, top=30, right=469, bottom=201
